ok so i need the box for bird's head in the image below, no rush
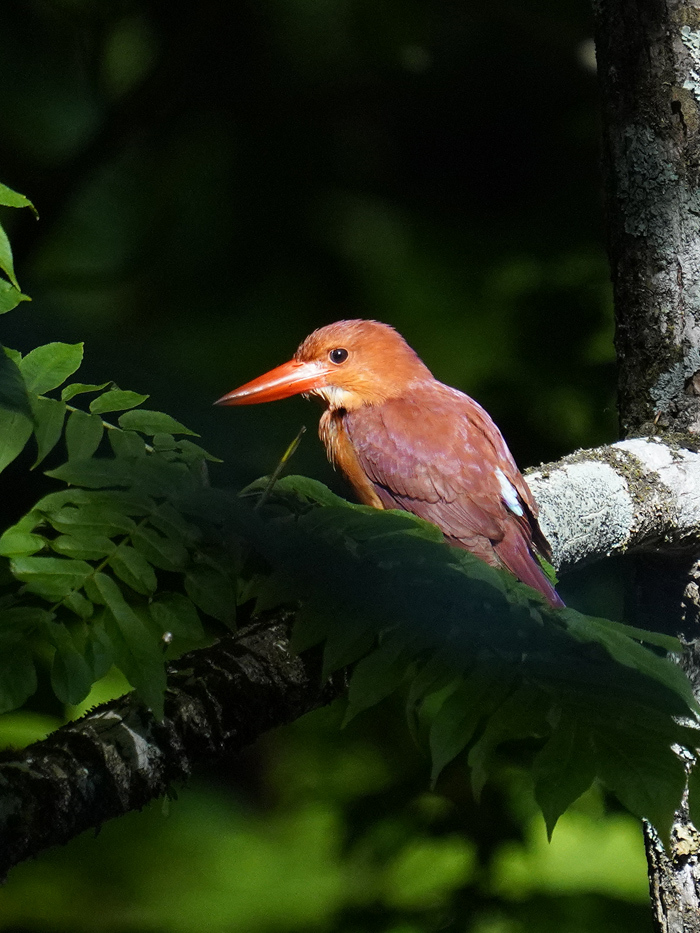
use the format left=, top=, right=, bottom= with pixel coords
left=216, top=319, right=433, bottom=411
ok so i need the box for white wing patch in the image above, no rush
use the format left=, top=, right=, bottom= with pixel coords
left=496, top=467, right=524, bottom=516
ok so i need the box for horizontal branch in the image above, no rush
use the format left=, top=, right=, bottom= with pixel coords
left=527, top=436, right=700, bottom=573
left=0, top=614, right=340, bottom=881
left=2, top=434, right=699, bottom=876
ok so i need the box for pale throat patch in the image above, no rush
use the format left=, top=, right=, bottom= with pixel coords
left=496, top=467, right=524, bottom=516
left=310, top=384, right=361, bottom=410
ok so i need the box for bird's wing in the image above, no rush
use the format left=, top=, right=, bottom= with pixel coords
left=344, top=386, right=535, bottom=551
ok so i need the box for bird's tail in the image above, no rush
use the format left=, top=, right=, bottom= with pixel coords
left=495, top=527, right=565, bottom=609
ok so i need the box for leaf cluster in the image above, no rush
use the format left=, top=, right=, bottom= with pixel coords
left=235, top=475, right=700, bottom=840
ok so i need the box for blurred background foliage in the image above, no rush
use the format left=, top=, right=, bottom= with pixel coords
left=0, top=0, right=645, bottom=930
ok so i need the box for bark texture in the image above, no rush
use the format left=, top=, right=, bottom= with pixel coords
left=594, top=0, right=700, bottom=438
left=0, top=613, right=340, bottom=881
left=593, top=0, right=700, bottom=928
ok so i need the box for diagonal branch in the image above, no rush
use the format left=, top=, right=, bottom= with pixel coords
left=0, top=612, right=341, bottom=881
left=1, top=435, right=700, bottom=878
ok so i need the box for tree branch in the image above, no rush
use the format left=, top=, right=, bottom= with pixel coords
left=2, top=435, right=700, bottom=878
left=0, top=612, right=340, bottom=881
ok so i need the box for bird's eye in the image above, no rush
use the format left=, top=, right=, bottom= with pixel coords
left=329, top=348, right=348, bottom=364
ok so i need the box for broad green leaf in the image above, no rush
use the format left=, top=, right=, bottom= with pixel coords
left=20, top=343, right=83, bottom=395
left=0, top=606, right=54, bottom=637
left=0, top=224, right=18, bottom=288
left=45, top=622, right=93, bottom=705
left=0, top=408, right=33, bottom=472
left=152, top=433, right=177, bottom=451
left=63, top=589, right=94, bottom=620
left=593, top=727, right=686, bottom=839
left=533, top=713, right=596, bottom=838
left=61, top=382, right=110, bottom=401
left=0, top=279, right=29, bottom=315
left=429, top=669, right=514, bottom=786
left=0, top=529, right=46, bottom=557
left=321, top=606, right=378, bottom=678
left=50, top=534, right=115, bottom=561
left=109, top=545, right=157, bottom=596
left=562, top=610, right=698, bottom=712
left=132, top=525, right=188, bottom=571
left=184, top=565, right=236, bottom=625
left=290, top=603, right=331, bottom=654
left=46, top=458, right=133, bottom=488
left=344, top=635, right=410, bottom=724
left=90, top=389, right=149, bottom=414
left=65, top=409, right=104, bottom=461
left=0, top=346, right=32, bottom=418
left=85, top=616, right=114, bottom=679
left=0, top=647, right=37, bottom=714
left=48, top=504, right=135, bottom=537
left=0, top=183, right=37, bottom=213
left=149, top=593, right=206, bottom=641
left=118, top=409, right=199, bottom=437
left=10, top=555, right=93, bottom=600
left=31, top=396, right=66, bottom=467
left=94, top=575, right=165, bottom=717
left=109, top=429, right=147, bottom=459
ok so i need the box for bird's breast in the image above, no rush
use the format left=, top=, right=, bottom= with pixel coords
left=319, top=409, right=385, bottom=509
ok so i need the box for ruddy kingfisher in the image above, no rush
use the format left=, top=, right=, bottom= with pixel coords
left=216, top=320, right=563, bottom=608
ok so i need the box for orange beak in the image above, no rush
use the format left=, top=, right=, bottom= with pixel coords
left=215, top=359, right=331, bottom=406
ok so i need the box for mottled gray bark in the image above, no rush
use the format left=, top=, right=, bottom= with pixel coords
left=594, top=0, right=700, bottom=439
left=0, top=613, right=340, bottom=881
left=593, top=0, right=700, bottom=928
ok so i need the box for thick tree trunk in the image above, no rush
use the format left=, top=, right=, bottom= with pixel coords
left=592, top=0, right=700, bottom=928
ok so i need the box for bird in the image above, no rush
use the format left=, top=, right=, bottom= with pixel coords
left=216, top=319, right=563, bottom=608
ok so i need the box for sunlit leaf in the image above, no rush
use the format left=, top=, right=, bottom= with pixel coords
left=0, top=279, right=30, bottom=315
left=61, top=382, right=110, bottom=401
left=0, top=223, right=19, bottom=288
left=118, top=409, right=199, bottom=437
left=0, top=529, right=46, bottom=557
left=20, top=343, right=84, bottom=395
left=0, top=182, right=37, bottom=213
left=10, top=555, right=93, bottom=601
left=90, top=390, right=149, bottom=414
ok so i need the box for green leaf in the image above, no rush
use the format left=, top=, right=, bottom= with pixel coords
left=50, top=534, right=115, bottom=561
left=184, top=565, right=236, bottom=625
left=0, top=647, right=37, bottom=714
left=31, top=396, right=66, bottom=467
left=149, top=503, right=200, bottom=544
left=0, top=223, right=19, bottom=288
left=178, top=439, right=223, bottom=463
left=118, top=409, right=199, bottom=437
left=48, top=504, right=135, bottom=537
left=0, top=529, right=46, bottom=557
left=10, top=555, right=93, bottom=600
left=592, top=726, right=686, bottom=839
left=533, top=713, right=597, bottom=838
left=93, top=573, right=166, bottom=716
left=109, top=545, right=157, bottom=596
left=46, top=458, right=133, bottom=488
left=20, top=343, right=84, bottom=395
left=63, top=589, right=94, bottom=620
left=65, top=409, right=104, bottom=461
left=429, top=668, right=514, bottom=786
left=45, top=622, right=93, bottom=705
left=61, top=382, right=110, bottom=401
left=149, top=593, right=206, bottom=641
left=0, top=408, right=33, bottom=472
left=0, top=182, right=37, bottom=213
left=90, top=389, right=149, bottom=414
left=109, top=429, right=147, bottom=459
left=0, top=346, right=32, bottom=418
left=132, top=525, right=188, bottom=571
left=0, top=279, right=30, bottom=315
left=344, top=635, right=410, bottom=724
left=562, top=610, right=698, bottom=712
